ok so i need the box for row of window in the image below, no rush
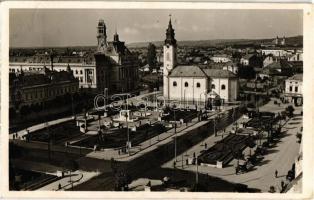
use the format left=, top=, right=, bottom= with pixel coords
left=24, top=86, right=77, bottom=101
left=289, top=86, right=299, bottom=93
left=172, top=81, right=226, bottom=90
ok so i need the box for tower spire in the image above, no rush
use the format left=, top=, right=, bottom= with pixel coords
left=165, top=14, right=176, bottom=46
left=114, top=26, right=119, bottom=42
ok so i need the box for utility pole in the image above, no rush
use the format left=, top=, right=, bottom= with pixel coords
left=195, top=155, right=199, bottom=190
left=126, top=111, right=130, bottom=156
left=214, top=117, right=217, bottom=137
left=174, top=109, right=177, bottom=162
left=45, top=122, right=51, bottom=162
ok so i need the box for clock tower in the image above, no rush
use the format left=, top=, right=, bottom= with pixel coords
left=163, top=15, right=177, bottom=99
left=97, top=19, right=108, bottom=52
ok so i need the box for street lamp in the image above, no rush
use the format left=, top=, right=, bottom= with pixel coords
left=124, top=110, right=130, bottom=156
left=195, top=155, right=199, bottom=190
left=199, top=90, right=207, bottom=110
left=172, top=105, right=177, bottom=162
left=214, top=117, right=217, bottom=136
left=45, top=122, right=51, bottom=162
left=154, top=87, right=158, bottom=111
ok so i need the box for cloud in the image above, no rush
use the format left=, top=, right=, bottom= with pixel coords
left=122, top=27, right=139, bottom=35
left=134, top=22, right=163, bottom=30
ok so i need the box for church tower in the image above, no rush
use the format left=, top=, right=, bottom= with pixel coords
left=163, top=15, right=177, bottom=99
left=97, top=19, right=107, bottom=52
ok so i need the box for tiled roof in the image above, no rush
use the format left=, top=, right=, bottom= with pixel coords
left=242, top=54, right=255, bottom=60
left=202, top=68, right=237, bottom=78
left=288, top=73, right=303, bottom=81
left=168, top=65, right=207, bottom=77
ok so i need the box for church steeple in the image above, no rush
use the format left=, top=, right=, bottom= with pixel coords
left=114, top=28, right=119, bottom=42
left=165, top=15, right=176, bottom=46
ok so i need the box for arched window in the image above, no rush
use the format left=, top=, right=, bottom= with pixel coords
left=173, top=81, right=177, bottom=87
left=221, top=84, right=226, bottom=90
left=211, top=84, right=215, bottom=89
left=196, top=82, right=201, bottom=88
left=184, top=82, right=189, bottom=87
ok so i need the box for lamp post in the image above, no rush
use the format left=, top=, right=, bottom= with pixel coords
left=199, top=90, right=206, bottom=110
left=183, top=89, right=186, bottom=109
left=154, top=87, right=157, bottom=111
left=125, top=111, right=130, bottom=156
left=173, top=105, right=177, bottom=162
left=45, top=122, right=51, bottom=162
left=255, top=79, right=258, bottom=112
left=195, top=155, right=199, bottom=190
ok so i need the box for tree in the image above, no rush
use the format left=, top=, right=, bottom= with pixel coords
left=147, top=43, right=157, bottom=70
left=238, top=65, right=256, bottom=79
left=285, top=105, right=295, bottom=118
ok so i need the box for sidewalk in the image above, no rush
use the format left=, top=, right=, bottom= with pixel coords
left=9, top=116, right=74, bottom=140
left=37, top=170, right=100, bottom=191
left=162, top=98, right=302, bottom=192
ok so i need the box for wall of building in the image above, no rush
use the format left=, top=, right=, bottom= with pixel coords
left=168, top=77, right=209, bottom=102
left=228, top=78, right=239, bottom=102
left=210, top=57, right=231, bottom=63
left=285, top=79, right=302, bottom=95
left=10, top=63, right=97, bottom=89
left=211, top=78, right=229, bottom=102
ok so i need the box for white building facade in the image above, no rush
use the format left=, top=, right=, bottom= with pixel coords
left=284, top=74, right=303, bottom=105
left=162, top=18, right=239, bottom=104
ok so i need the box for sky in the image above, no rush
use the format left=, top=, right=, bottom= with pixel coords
left=9, top=9, right=303, bottom=47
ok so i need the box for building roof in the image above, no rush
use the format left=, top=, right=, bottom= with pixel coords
left=288, top=73, right=303, bottom=81
left=242, top=54, right=255, bottom=60
left=168, top=65, right=207, bottom=78
left=212, top=54, right=229, bottom=58
left=10, top=54, right=96, bottom=64
left=10, top=69, right=77, bottom=88
left=202, top=68, right=237, bottom=78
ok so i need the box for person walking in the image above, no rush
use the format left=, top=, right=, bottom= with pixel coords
left=281, top=180, right=285, bottom=190
left=275, top=170, right=278, bottom=178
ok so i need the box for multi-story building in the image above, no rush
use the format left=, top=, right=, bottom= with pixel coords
left=9, top=66, right=79, bottom=112
left=9, top=19, right=139, bottom=95
left=284, top=73, right=303, bottom=106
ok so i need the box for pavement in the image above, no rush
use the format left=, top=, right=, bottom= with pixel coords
left=162, top=98, right=302, bottom=192
left=37, top=170, right=100, bottom=191
left=9, top=116, right=74, bottom=140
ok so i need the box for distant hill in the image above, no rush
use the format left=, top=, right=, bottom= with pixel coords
left=126, top=35, right=303, bottom=48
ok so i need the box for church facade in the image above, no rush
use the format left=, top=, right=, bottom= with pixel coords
left=163, top=18, right=239, bottom=103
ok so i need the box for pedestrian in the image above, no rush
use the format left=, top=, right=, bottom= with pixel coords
left=118, top=149, right=120, bottom=155
left=13, top=134, right=15, bottom=140
left=281, top=180, right=285, bottom=189
left=58, top=183, right=61, bottom=190
left=235, top=167, right=238, bottom=175
left=193, top=152, right=196, bottom=158
left=275, top=170, right=278, bottom=178
left=186, top=159, right=188, bottom=165
left=205, top=143, right=207, bottom=149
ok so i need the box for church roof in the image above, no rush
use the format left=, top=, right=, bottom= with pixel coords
left=168, top=65, right=207, bottom=77
left=202, top=68, right=237, bottom=78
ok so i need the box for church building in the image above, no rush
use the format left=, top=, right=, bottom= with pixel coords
left=163, top=17, right=239, bottom=104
